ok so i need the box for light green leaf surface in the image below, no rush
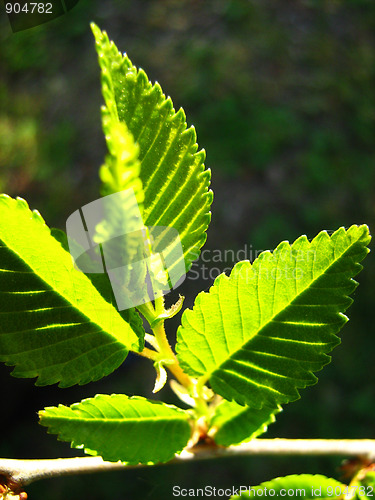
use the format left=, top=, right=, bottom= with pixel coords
left=231, top=474, right=346, bottom=499
left=0, top=195, right=143, bottom=387
left=39, top=394, right=192, bottom=464
left=91, top=23, right=213, bottom=277
left=177, top=225, right=370, bottom=407
left=210, top=400, right=281, bottom=446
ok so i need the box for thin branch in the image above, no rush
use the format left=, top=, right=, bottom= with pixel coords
left=181, top=439, right=375, bottom=461
left=0, top=456, right=130, bottom=487
left=1, top=439, right=374, bottom=489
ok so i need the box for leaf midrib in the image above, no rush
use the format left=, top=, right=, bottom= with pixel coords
left=43, top=416, right=188, bottom=423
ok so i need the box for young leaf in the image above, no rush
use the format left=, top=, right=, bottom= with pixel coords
left=99, top=113, right=144, bottom=203
left=94, top=118, right=146, bottom=284
left=0, top=195, right=144, bottom=387
left=94, top=113, right=150, bottom=302
left=210, top=400, right=281, bottom=446
left=91, top=23, right=213, bottom=277
left=39, top=394, right=192, bottom=464
left=230, top=474, right=346, bottom=499
left=176, top=225, right=371, bottom=408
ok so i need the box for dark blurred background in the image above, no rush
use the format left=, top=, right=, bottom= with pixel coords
left=0, top=1, right=374, bottom=499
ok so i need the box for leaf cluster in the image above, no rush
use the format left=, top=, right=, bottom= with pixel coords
left=0, top=23, right=372, bottom=495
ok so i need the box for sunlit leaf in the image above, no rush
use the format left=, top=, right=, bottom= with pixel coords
left=177, top=225, right=371, bottom=407
left=0, top=196, right=143, bottom=387
left=91, top=23, right=212, bottom=278
left=39, top=394, right=192, bottom=464
left=210, top=400, right=281, bottom=446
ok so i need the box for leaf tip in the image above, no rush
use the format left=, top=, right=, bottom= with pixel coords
left=90, top=22, right=102, bottom=41
left=15, top=196, right=29, bottom=210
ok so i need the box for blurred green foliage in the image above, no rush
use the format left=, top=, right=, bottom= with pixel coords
left=0, top=1, right=374, bottom=499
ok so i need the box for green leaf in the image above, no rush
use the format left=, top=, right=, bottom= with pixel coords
left=231, top=474, right=347, bottom=499
left=39, top=394, right=192, bottom=464
left=176, top=225, right=371, bottom=408
left=210, top=400, right=281, bottom=446
left=91, top=23, right=213, bottom=277
left=0, top=195, right=143, bottom=387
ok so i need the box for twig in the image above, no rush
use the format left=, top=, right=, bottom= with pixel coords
left=181, top=439, right=375, bottom=460
left=0, top=439, right=374, bottom=490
